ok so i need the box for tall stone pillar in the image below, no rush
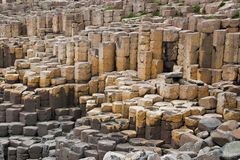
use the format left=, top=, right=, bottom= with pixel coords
left=11, top=21, right=21, bottom=37
left=116, top=36, right=130, bottom=71
left=58, top=41, right=67, bottom=64
left=137, top=24, right=151, bottom=80
left=224, top=33, right=240, bottom=64
left=199, top=33, right=213, bottom=68
left=212, top=30, right=226, bottom=69
left=74, top=39, right=90, bottom=62
left=52, top=14, right=62, bottom=33
left=150, top=28, right=164, bottom=78
left=0, top=46, right=3, bottom=68
left=92, top=9, right=103, bottom=26
left=88, top=49, right=99, bottom=76
left=74, top=62, right=91, bottom=83
left=99, top=42, right=115, bottom=75
left=62, top=14, right=73, bottom=36
left=46, top=13, right=53, bottom=29
left=138, top=51, right=152, bottom=80
left=66, top=41, right=75, bottom=65
left=88, top=32, right=102, bottom=49
left=129, top=32, right=138, bottom=70
left=183, top=32, right=200, bottom=79
left=26, top=15, right=37, bottom=36
left=37, top=14, right=46, bottom=34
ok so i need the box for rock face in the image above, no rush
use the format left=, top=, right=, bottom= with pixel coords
left=0, top=0, right=240, bottom=160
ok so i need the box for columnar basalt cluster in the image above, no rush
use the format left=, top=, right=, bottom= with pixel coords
left=0, top=0, right=240, bottom=160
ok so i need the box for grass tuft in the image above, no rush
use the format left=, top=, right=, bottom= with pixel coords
left=218, top=1, right=226, bottom=8
left=139, top=10, right=148, bottom=16
left=232, top=10, right=240, bottom=19
left=123, top=12, right=137, bottom=19
left=153, top=10, right=161, bottom=16
left=105, top=6, right=113, bottom=10
left=192, top=5, right=201, bottom=14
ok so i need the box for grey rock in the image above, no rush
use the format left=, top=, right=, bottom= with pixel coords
left=71, top=142, right=90, bottom=157
left=98, top=140, right=116, bottom=151
left=0, top=123, right=8, bottom=137
left=222, top=141, right=240, bottom=160
left=217, top=120, right=239, bottom=131
left=8, top=122, right=24, bottom=135
left=160, top=153, right=191, bottom=160
left=103, top=151, right=126, bottom=160
left=196, top=131, right=209, bottom=139
left=211, top=130, right=234, bottom=146
left=79, top=157, right=96, bottom=160
left=199, top=96, right=217, bottom=109
left=196, top=146, right=222, bottom=160
left=198, top=118, right=221, bottom=132
left=29, top=143, right=43, bottom=159
left=23, top=126, right=38, bottom=136
left=42, top=157, right=56, bottom=160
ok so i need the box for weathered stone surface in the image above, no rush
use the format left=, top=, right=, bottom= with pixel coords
left=217, top=92, right=237, bottom=114
left=0, top=1, right=240, bottom=160
left=198, top=117, right=221, bottom=132
left=0, top=123, right=8, bottom=137
left=217, top=120, right=239, bottom=131
left=199, top=96, right=217, bottom=110
left=29, top=143, right=43, bottom=159
left=222, top=141, right=240, bottom=160
left=211, top=129, right=234, bottom=146
left=103, top=151, right=126, bottom=160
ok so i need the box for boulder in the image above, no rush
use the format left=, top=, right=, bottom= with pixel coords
left=198, top=117, right=221, bottom=132
left=103, top=151, right=126, bottom=160
left=223, top=109, right=240, bottom=121
left=196, top=146, right=222, bottom=160
left=217, top=120, right=239, bottom=131
left=222, top=141, right=240, bottom=160
left=199, top=96, right=217, bottom=110
left=216, top=92, right=237, bottom=114
left=231, top=128, right=240, bottom=140
left=211, top=130, right=234, bottom=147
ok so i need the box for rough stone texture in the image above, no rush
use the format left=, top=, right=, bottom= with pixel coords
left=0, top=0, right=240, bottom=159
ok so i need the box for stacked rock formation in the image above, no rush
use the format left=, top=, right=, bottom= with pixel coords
left=0, top=0, right=240, bottom=160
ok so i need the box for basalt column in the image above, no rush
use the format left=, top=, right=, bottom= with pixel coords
left=129, top=32, right=138, bottom=70
left=66, top=41, right=75, bottom=65
left=26, top=15, right=37, bottom=37
left=58, top=41, right=67, bottom=64
left=138, top=51, right=152, bottom=81
left=163, top=28, right=179, bottom=72
left=199, top=33, right=213, bottom=68
left=99, top=42, right=115, bottom=75
left=116, top=36, right=130, bottom=71
left=36, top=14, right=46, bottom=37
left=88, top=49, right=99, bottom=76
left=150, top=28, right=164, bottom=78
left=62, top=13, right=73, bottom=37
left=92, top=9, right=103, bottom=27
left=2, top=44, right=15, bottom=68
left=224, top=33, right=240, bottom=64
left=212, top=30, right=226, bottom=69
left=211, top=30, right=226, bottom=83
left=0, top=24, right=11, bottom=38
left=0, top=45, right=3, bottom=68
left=52, top=13, right=62, bottom=33
left=137, top=25, right=151, bottom=80
left=75, top=39, right=90, bottom=62
left=183, top=32, right=200, bottom=80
